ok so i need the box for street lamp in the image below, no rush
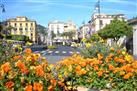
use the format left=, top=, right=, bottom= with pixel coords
left=0, top=4, right=5, bottom=13
left=94, top=0, right=101, bottom=31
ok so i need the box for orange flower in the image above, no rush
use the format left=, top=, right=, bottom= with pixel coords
left=97, top=70, right=103, bottom=77
left=75, top=65, right=81, bottom=71
left=81, top=69, right=87, bottom=75
left=58, top=81, right=65, bottom=87
left=93, top=65, right=99, bottom=71
left=108, top=64, right=115, bottom=71
left=13, top=55, right=21, bottom=60
left=50, top=79, right=56, bottom=86
left=119, top=71, right=125, bottom=76
left=21, top=67, right=29, bottom=74
left=97, top=54, right=103, bottom=60
left=1, top=62, right=11, bottom=73
left=35, top=65, right=45, bottom=77
left=109, top=78, right=113, bottom=82
left=16, top=60, right=25, bottom=69
left=25, top=85, right=32, bottom=91
left=80, top=62, right=86, bottom=67
left=5, top=81, right=14, bottom=88
left=33, top=82, right=43, bottom=91
left=110, top=47, right=114, bottom=51
left=48, top=85, right=53, bottom=91
left=24, top=48, right=32, bottom=54
left=123, top=73, right=133, bottom=79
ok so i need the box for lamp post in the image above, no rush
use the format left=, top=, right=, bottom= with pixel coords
left=0, top=4, right=5, bottom=13
left=95, top=0, right=101, bottom=31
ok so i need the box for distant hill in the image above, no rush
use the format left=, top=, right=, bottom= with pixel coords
left=37, top=24, right=48, bottom=33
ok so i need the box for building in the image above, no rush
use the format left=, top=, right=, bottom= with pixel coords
left=64, top=20, right=78, bottom=40
left=47, top=20, right=78, bottom=45
left=90, top=13, right=125, bottom=32
left=79, top=24, right=91, bottom=39
left=48, top=20, right=64, bottom=34
left=6, top=16, right=37, bottom=43
left=128, top=18, right=137, bottom=59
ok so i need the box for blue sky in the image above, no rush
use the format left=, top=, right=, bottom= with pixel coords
left=1, top=0, right=137, bottom=27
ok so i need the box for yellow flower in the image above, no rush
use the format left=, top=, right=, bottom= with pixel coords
left=125, top=55, right=133, bottom=63
left=122, top=51, right=126, bottom=55
left=85, top=43, right=91, bottom=48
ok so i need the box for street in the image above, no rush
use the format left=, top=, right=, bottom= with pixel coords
left=31, top=45, right=81, bottom=64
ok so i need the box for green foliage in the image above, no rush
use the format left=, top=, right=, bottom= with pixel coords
left=11, top=35, right=29, bottom=41
left=47, top=45, right=56, bottom=49
left=89, top=34, right=101, bottom=42
left=81, top=42, right=121, bottom=58
left=51, top=31, right=56, bottom=39
left=0, top=41, right=16, bottom=64
left=61, top=31, right=75, bottom=39
left=98, top=19, right=133, bottom=42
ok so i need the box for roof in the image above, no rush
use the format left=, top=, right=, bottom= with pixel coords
left=128, top=19, right=137, bottom=25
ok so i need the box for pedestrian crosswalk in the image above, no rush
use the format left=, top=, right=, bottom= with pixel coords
left=39, top=50, right=80, bottom=55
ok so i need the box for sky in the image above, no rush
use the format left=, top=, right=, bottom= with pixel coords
left=0, top=0, right=137, bottom=27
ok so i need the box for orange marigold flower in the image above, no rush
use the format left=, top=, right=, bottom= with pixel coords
left=13, top=55, right=21, bottom=60
left=119, top=71, right=125, bottom=76
left=1, top=62, right=11, bottom=73
left=16, top=60, right=25, bottom=69
left=93, top=65, right=99, bottom=71
left=24, top=48, right=32, bottom=54
left=110, top=47, right=114, bottom=51
left=21, top=67, right=29, bottom=74
left=75, top=65, right=81, bottom=71
left=58, top=81, right=65, bottom=87
left=35, top=65, right=45, bottom=77
left=5, top=81, right=14, bottom=89
left=33, top=82, right=43, bottom=91
left=123, top=73, right=133, bottom=79
left=97, top=71, right=103, bottom=77
left=108, top=64, right=115, bottom=71
left=50, top=79, right=56, bottom=86
left=80, top=62, right=86, bottom=67
left=97, top=54, right=103, bottom=60
left=48, top=85, right=53, bottom=91
left=25, top=85, right=32, bottom=91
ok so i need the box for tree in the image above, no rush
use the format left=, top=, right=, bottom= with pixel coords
left=51, top=31, right=56, bottom=39
left=61, top=31, right=75, bottom=40
left=89, top=33, right=101, bottom=42
left=98, top=19, right=133, bottom=43
left=37, top=24, right=47, bottom=43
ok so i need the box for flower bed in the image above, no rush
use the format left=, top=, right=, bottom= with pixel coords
left=0, top=48, right=137, bottom=91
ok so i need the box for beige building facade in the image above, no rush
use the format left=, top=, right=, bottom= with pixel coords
left=7, top=16, right=37, bottom=43
left=90, top=13, right=125, bottom=32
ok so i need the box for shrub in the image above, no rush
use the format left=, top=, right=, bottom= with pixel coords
left=0, top=41, right=16, bottom=64
left=0, top=48, right=60, bottom=91
left=56, top=50, right=137, bottom=90
left=47, top=45, right=56, bottom=49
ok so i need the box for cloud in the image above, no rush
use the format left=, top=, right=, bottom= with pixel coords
left=103, top=0, right=136, bottom=6
left=46, top=2, right=91, bottom=9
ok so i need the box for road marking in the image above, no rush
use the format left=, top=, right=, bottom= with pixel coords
left=41, top=51, right=46, bottom=54
left=76, top=52, right=80, bottom=54
left=62, top=51, right=66, bottom=54
left=69, top=51, right=73, bottom=54
left=55, top=51, right=59, bottom=53
left=48, top=51, right=53, bottom=53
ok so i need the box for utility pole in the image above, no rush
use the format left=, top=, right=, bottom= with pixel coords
left=95, top=0, right=101, bottom=31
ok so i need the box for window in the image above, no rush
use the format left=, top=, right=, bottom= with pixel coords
left=14, top=23, right=17, bottom=27
left=31, top=23, right=33, bottom=26
left=19, top=28, right=23, bottom=31
left=26, top=23, right=28, bottom=27
left=100, top=20, right=103, bottom=25
left=25, top=28, right=28, bottom=31
left=20, top=23, right=22, bottom=27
